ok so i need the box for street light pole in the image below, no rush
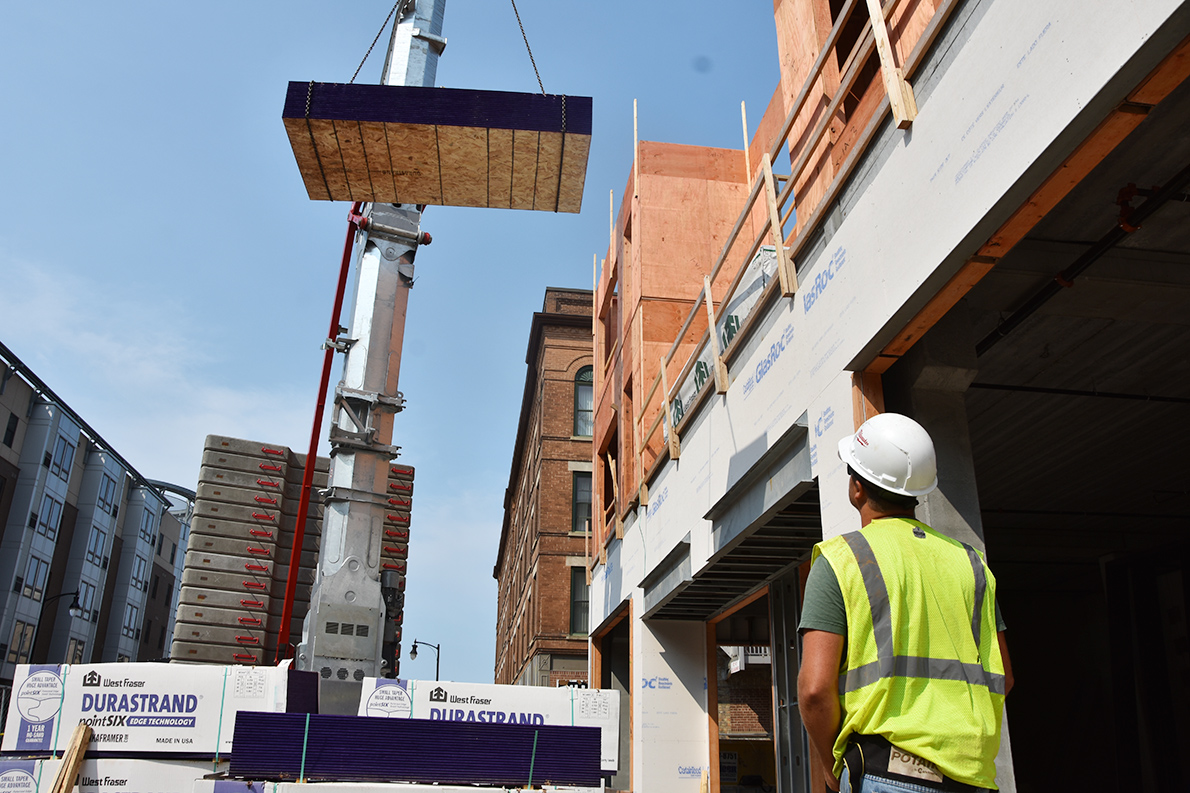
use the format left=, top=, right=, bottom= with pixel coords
left=408, top=640, right=440, bottom=681
left=31, top=589, right=84, bottom=664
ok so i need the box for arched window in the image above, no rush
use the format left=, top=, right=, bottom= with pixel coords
left=574, top=366, right=594, bottom=437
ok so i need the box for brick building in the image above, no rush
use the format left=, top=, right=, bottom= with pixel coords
left=493, top=288, right=593, bottom=686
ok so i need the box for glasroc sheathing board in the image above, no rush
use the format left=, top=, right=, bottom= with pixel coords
left=282, top=82, right=592, bottom=212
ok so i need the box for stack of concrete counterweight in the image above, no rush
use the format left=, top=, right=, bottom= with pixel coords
left=171, top=435, right=415, bottom=666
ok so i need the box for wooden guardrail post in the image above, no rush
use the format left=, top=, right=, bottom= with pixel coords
left=762, top=154, right=798, bottom=297
left=703, top=276, right=730, bottom=394
left=865, top=0, right=917, bottom=128
left=607, top=456, right=623, bottom=539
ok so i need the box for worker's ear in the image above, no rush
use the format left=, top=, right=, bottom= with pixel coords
left=847, top=474, right=865, bottom=510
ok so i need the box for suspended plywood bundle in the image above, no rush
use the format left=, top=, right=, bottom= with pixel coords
left=282, top=82, right=592, bottom=213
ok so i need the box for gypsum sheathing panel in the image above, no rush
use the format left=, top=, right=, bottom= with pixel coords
left=281, top=83, right=592, bottom=213
left=202, top=449, right=291, bottom=478
left=172, top=621, right=268, bottom=651
left=229, top=711, right=602, bottom=786
left=177, top=585, right=273, bottom=613
left=170, top=638, right=264, bottom=665
left=204, top=435, right=293, bottom=460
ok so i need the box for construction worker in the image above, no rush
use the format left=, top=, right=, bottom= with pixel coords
left=798, top=413, right=1012, bottom=792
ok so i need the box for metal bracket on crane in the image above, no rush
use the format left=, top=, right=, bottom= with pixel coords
left=322, top=336, right=358, bottom=353
left=321, top=486, right=402, bottom=507
left=328, top=426, right=402, bottom=457
left=411, top=29, right=447, bottom=54
left=337, top=385, right=406, bottom=413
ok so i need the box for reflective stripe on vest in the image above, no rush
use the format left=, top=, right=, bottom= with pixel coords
left=836, top=531, right=1005, bottom=695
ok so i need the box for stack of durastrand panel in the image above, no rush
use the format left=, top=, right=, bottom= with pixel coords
left=172, top=436, right=326, bottom=665
left=229, top=711, right=601, bottom=786
left=384, top=463, right=415, bottom=659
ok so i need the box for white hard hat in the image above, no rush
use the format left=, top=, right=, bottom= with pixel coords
left=837, top=413, right=938, bottom=497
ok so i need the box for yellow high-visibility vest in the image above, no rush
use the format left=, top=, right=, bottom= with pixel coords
left=812, top=518, right=1005, bottom=789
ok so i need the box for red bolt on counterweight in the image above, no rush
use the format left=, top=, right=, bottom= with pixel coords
left=275, top=202, right=363, bottom=664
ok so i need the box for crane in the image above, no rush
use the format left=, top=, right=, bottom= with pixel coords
left=290, top=0, right=447, bottom=710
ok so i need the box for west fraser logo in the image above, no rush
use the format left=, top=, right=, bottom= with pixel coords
left=82, top=671, right=101, bottom=687
left=428, top=687, right=448, bottom=703
left=743, top=324, right=795, bottom=397
left=802, top=246, right=846, bottom=314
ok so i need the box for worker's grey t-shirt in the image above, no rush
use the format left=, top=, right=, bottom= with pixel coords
left=797, top=556, right=1006, bottom=635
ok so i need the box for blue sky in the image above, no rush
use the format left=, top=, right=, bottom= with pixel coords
left=0, top=2, right=779, bottom=683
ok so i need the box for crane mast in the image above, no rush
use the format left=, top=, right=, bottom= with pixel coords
left=295, top=0, right=447, bottom=708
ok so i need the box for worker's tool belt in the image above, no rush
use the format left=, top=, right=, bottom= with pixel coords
left=845, top=735, right=986, bottom=793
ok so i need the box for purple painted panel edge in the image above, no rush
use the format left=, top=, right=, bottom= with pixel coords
left=282, top=82, right=593, bottom=136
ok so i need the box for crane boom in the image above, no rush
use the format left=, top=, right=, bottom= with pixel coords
left=294, top=0, right=447, bottom=710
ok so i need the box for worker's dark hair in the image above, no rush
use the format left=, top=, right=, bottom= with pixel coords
left=847, top=465, right=919, bottom=512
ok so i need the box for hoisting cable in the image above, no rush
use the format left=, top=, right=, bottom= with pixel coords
left=510, top=0, right=546, bottom=96
left=350, top=0, right=406, bottom=84
left=509, top=0, right=566, bottom=140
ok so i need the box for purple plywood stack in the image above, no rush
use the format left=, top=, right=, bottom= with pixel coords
left=229, top=711, right=601, bottom=787
left=172, top=436, right=326, bottom=665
